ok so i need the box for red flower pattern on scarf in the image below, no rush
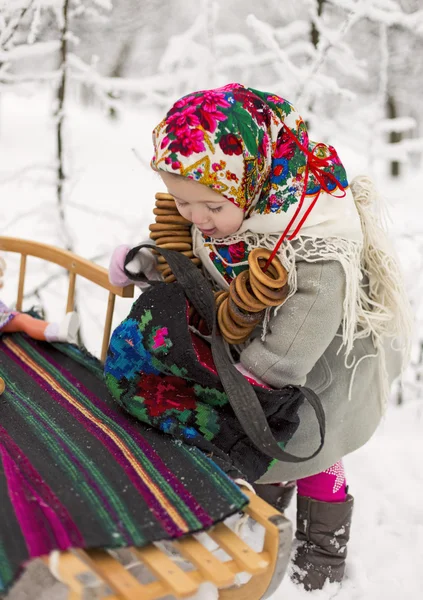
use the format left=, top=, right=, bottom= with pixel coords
left=274, top=128, right=297, bottom=160
left=169, top=128, right=206, bottom=157
left=137, top=373, right=197, bottom=417
left=219, top=133, right=243, bottom=155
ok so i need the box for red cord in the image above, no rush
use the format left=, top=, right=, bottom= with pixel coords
left=263, top=128, right=346, bottom=272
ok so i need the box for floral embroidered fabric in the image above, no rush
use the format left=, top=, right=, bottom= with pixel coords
left=104, top=281, right=306, bottom=482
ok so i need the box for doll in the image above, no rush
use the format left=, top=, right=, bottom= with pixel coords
left=0, top=256, right=79, bottom=344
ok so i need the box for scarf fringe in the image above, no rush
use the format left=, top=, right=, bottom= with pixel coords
left=349, top=176, right=413, bottom=366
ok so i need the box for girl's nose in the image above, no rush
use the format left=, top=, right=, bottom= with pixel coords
left=191, top=207, right=210, bottom=226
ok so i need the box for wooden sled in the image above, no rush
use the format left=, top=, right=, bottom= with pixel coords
left=0, top=236, right=292, bottom=600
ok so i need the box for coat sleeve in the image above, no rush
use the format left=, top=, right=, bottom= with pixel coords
left=240, top=259, right=346, bottom=388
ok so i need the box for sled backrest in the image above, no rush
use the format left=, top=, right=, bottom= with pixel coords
left=0, top=236, right=134, bottom=361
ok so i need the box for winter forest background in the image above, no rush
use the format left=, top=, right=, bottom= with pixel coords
left=0, top=1, right=422, bottom=598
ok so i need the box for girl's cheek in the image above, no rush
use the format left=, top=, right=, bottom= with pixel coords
left=177, top=206, right=190, bottom=219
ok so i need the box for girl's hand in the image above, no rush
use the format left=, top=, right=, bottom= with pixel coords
left=108, top=245, right=132, bottom=287
left=108, top=245, right=159, bottom=288
left=125, top=248, right=157, bottom=279
left=0, top=256, right=6, bottom=289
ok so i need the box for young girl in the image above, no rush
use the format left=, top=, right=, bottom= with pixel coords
left=0, top=256, right=79, bottom=343
left=108, top=84, right=411, bottom=590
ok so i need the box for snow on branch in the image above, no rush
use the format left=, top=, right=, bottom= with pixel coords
left=246, top=13, right=356, bottom=102
left=0, top=0, right=35, bottom=49
left=375, top=117, right=417, bottom=133
left=246, top=14, right=303, bottom=82
left=373, top=137, right=423, bottom=161
left=274, top=19, right=311, bottom=45
left=91, top=0, right=112, bottom=10
left=0, top=39, right=60, bottom=62
left=0, top=69, right=61, bottom=85
left=295, top=3, right=362, bottom=103
left=215, top=33, right=254, bottom=54
left=326, top=0, right=423, bottom=34
left=157, top=12, right=208, bottom=73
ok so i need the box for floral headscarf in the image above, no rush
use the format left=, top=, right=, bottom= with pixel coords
left=151, top=83, right=363, bottom=285
left=152, top=83, right=348, bottom=219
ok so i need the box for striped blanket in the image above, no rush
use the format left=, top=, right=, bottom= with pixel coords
left=0, top=333, right=247, bottom=594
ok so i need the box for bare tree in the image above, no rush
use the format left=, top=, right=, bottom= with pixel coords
left=56, top=0, right=71, bottom=250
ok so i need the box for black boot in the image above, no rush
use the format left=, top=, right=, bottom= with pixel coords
left=252, top=481, right=296, bottom=512
left=291, top=494, right=354, bottom=591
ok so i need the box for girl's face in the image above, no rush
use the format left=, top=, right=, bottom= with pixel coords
left=159, top=171, right=244, bottom=238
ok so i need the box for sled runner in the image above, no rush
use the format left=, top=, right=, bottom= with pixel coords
left=0, top=236, right=292, bottom=600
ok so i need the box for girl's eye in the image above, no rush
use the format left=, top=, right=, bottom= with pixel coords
left=175, top=200, right=188, bottom=208
left=209, top=206, right=223, bottom=213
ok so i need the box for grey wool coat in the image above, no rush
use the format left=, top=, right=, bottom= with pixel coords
left=238, top=256, right=402, bottom=483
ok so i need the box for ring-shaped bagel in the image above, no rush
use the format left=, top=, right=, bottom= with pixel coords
left=156, top=200, right=178, bottom=210
left=156, top=242, right=192, bottom=251
left=164, top=273, right=176, bottom=283
left=153, top=207, right=180, bottom=216
left=228, top=297, right=264, bottom=327
left=162, top=267, right=173, bottom=278
left=256, top=259, right=280, bottom=280
left=229, top=279, right=253, bottom=312
left=149, top=223, right=191, bottom=232
left=155, top=192, right=175, bottom=201
left=250, top=273, right=288, bottom=301
left=248, top=248, right=287, bottom=289
left=155, top=236, right=193, bottom=246
left=219, top=298, right=252, bottom=337
left=150, top=229, right=191, bottom=240
left=215, top=291, right=229, bottom=310
left=249, top=268, right=289, bottom=301
left=155, top=215, right=191, bottom=225
left=235, top=271, right=268, bottom=312
left=217, top=301, right=248, bottom=342
left=249, top=278, right=288, bottom=307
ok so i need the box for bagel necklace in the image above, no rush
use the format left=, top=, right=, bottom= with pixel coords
left=150, top=193, right=289, bottom=343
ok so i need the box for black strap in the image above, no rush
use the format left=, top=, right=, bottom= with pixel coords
left=125, top=245, right=325, bottom=463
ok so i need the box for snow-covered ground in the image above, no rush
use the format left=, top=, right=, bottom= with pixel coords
left=1, top=91, right=422, bottom=599
left=275, top=399, right=423, bottom=599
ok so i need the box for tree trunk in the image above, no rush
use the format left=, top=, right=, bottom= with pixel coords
left=107, top=37, right=135, bottom=120
left=56, top=0, right=71, bottom=250
left=306, top=0, right=325, bottom=129
left=55, top=0, right=83, bottom=346
left=387, top=94, right=401, bottom=178
left=310, top=0, right=325, bottom=49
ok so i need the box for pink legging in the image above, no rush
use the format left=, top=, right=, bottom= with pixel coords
left=297, top=460, right=347, bottom=502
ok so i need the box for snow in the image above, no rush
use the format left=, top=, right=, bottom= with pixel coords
left=0, top=40, right=60, bottom=62
left=270, top=399, right=423, bottom=599
left=1, top=90, right=422, bottom=599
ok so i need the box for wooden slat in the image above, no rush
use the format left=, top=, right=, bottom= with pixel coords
left=16, top=254, right=27, bottom=311
left=77, top=548, right=149, bottom=600
left=0, top=236, right=134, bottom=298
left=132, top=545, right=198, bottom=598
left=172, top=537, right=235, bottom=587
left=44, top=552, right=89, bottom=600
left=208, top=523, right=269, bottom=574
left=45, top=551, right=124, bottom=600
left=242, top=489, right=283, bottom=527
left=66, top=272, right=76, bottom=313
left=101, top=291, right=116, bottom=362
